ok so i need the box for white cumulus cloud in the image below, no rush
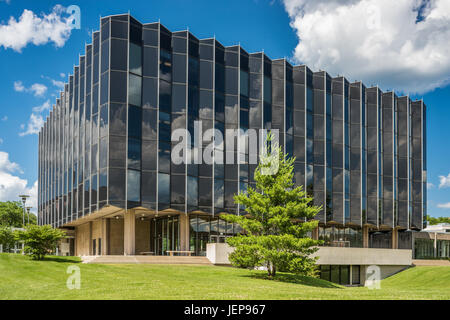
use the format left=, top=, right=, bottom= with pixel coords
left=19, top=113, right=44, bottom=136
left=32, top=100, right=51, bottom=113
left=29, top=83, right=47, bottom=97
left=0, top=151, right=23, bottom=173
left=437, top=203, right=450, bottom=209
left=439, top=173, right=450, bottom=189
left=41, top=75, right=66, bottom=90
left=283, top=0, right=450, bottom=94
left=0, top=5, right=73, bottom=52
left=14, top=81, right=48, bottom=97
left=0, top=151, right=37, bottom=210
left=51, top=79, right=65, bottom=89
left=20, top=100, right=50, bottom=136
left=13, top=80, right=25, bottom=92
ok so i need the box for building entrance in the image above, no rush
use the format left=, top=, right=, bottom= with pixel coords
left=150, top=216, right=180, bottom=256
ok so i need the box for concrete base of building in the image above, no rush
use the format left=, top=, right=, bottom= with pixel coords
left=311, top=246, right=412, bottom=265
left=69, top=208, right=416, bottom=287
left=206, top=243, right=413, bottom=286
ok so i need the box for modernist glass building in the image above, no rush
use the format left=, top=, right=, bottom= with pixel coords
left=38, top=14, right=427, bottom=256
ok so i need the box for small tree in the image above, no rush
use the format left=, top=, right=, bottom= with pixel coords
left=16, top=225, right=66, bottom=260
left=0, top=201, right=37, bottom=227
left=0, top=226, right=16, bottom=252
left=426, top=215, right=450, bottom=226
left=223, top=135, right=322, bottom=278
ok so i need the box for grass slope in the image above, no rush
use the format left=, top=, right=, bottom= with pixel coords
left=0, top=253, right=449, bottom=300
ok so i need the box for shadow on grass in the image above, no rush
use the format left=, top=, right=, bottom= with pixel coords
left=41, top=256, right=81, bottom=264
left=243, top=272, right=343, bottom=289
left=1, top=253, right=81, bottom=264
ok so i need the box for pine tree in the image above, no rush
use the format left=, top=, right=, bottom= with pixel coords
left=223, top=136, right=323, bottom=278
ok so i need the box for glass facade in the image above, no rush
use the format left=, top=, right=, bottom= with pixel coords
left=38, top=14, right=427, bottom=241
left=414, top=238, right=450, bottom=259
left=318, top=225, right=362, bottom=247
left=319, top=265, right=359, bottom=285
left=189, top=215, right=243, bottom=256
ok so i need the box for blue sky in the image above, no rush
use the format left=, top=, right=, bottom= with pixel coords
left=0, top=0, right=449, bottom=218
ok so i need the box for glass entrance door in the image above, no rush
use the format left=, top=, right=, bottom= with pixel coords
left=150, top=216, right=180, bottom=255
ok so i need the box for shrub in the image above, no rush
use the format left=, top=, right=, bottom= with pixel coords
left=15, top=225, right=66, bottom=260
left=0, top=226, right=16, bottom=251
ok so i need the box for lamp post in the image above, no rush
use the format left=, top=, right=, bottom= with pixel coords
left=26, top=207, right=32, bottom=225
left=18, top=195, right=30, bottom=227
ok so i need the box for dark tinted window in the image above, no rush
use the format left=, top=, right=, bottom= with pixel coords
left=158, top=173, right=170, bottom=204
left=171, top=175, right=185, bottom=204
left=200, top=60, right=213, bottom=89
left=143, top=46, right=158, bottom=77
left=129, top=74, right=142, bottom=106
left=109, top=103, right=126, bottom=135
left=128, top=105, right=142, bottom=138
left=172, top=84, right=187, bottom=113
left=127, top=170, right=141, bottom=202
left=142, top=171, right=156, bottom=203
left=109, top=168, right=125, bottom=201
left=142, top=77, right=158, bottom=109
left=159, top=80, right=171, bottom=113
left=129, top=43, right=142, bottom=75
left=128, top=138, right=141, bottom=170
left=173, top=54, right=187, bottom=83
left=110, top=71, right=127, bottom=103
left=160, top=50, right=172, bottom=83
left=142, top=108, right=157, bottom=140
left=110, top=39, right=128, bottom=71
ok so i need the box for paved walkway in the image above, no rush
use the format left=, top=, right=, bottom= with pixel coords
left=81, top=255, right=212, bottom=265
left=412, top=259, right=450, bottom=266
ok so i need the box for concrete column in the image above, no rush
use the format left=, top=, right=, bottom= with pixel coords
left=124, top=210, right=136, bottom=256
left=89, top=221, right=93, bottom=255
left=392, top=228, right=398, bottom=249
left=179, top=214, right=190, bottom=251
left=434, top=232, right=437, bottom=258
left=363, top=226, right=369, bottom=248
left=312, top=226, right=319, bottom=240
left=101, top=218, right=109, bottom=256
left=349, top=265, right=353, bottom=285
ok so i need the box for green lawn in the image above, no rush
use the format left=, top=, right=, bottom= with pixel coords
left=0, top=253, right=449, bottom=300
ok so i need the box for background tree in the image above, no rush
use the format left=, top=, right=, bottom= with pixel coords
left=15, top=225, right=66, bottom=260
left=0, top=226, right=16, bottom=251
left=223, top=137, right=323, bottom=278
left=0, top=201, right=37, bottom=227
left=426, top=215, right=450, bottom=225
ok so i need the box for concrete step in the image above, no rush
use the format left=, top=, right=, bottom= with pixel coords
left=413, top=259, right=450, bottom=266
left=81, top=255, right=98, bottom=264
left=81, top=255, right=212, bottom=265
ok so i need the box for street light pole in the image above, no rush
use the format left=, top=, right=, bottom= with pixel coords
left=18, top=195, right=30, bottom=227
left=26, top=207, right=32, bottom=225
